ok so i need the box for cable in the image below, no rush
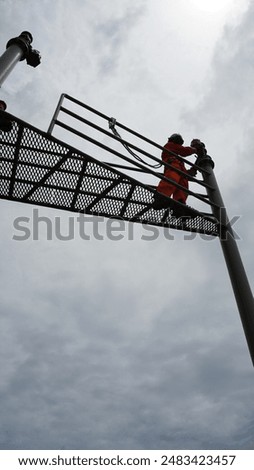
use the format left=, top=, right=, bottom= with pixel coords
left=108, top=118, right=162, bottom=169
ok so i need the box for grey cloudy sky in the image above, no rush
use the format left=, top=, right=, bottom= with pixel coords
left=1, top=0, right=254, bottom=451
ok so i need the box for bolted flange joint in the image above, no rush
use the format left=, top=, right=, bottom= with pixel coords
left=6, top=31, right=41, bottom=67
left=196, top=154, right=215, bottom=170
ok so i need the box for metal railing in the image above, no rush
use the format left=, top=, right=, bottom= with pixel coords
left=47, top=94, right=217, bottom=214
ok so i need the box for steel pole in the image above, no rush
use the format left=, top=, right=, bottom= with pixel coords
left=0, top=31, right=40, bottom=87
left=0, top=44, right=25, bottom=86
left=200, top=156, right=254, bottom=366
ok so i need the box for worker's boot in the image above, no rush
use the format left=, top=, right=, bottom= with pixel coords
left=171, top=199, right=187, bottom=217
left=152, top=192, right=171, bottom=210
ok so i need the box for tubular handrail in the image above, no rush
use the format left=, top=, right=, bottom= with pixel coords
left=55, top=119, right=219, bottom=210
left=48, top=93, right=210, bottom=175
left=57, top=105, right=213, bottom=191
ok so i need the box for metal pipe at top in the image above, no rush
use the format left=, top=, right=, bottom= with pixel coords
left=0, top=31, right=41, bottom=87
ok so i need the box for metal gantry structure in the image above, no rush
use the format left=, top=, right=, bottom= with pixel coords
left=1, top=33, right=254, bottom=366
left=0, top=95, right=218, bottom=236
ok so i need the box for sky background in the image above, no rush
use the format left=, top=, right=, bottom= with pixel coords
left=1, top=0, right=254, bottom=450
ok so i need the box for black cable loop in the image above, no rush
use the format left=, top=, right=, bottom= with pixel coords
left=109, top=118, right=162, bottom=169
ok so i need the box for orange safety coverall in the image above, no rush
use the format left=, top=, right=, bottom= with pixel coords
left=156, top=141, right=196, bottom=203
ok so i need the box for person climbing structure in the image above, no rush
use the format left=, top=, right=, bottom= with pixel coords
left=153, top=133, right=205, bottom=210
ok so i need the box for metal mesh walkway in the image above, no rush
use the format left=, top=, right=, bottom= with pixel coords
left=0, top=110, right=218, bottom=236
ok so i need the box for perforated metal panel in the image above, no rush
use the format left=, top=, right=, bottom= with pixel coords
left=0, top=112, right=219, bottom=236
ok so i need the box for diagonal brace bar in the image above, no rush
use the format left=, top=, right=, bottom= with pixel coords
left=22, top=150, right=72, bottom=200
left=85, top=176, right=125, bottom=212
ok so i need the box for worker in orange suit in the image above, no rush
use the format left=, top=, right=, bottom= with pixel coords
left=153, top=133, right=199, bottom=210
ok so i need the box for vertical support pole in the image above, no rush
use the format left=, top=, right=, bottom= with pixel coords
left=0, top=31, right=40, bottom=87
left=201, top=156, right=254, bottom=366
left=47, top=93, right=66, bottom=134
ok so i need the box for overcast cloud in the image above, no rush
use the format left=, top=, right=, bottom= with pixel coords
left=0, top=0, right=254, bottom=451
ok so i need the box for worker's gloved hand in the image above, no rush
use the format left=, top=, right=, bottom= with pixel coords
left=188, top=167, right=197, bottom=177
